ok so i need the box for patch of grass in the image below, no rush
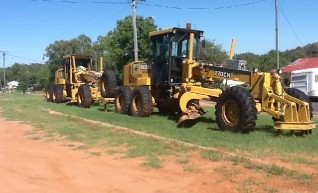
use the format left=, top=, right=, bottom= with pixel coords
left=106, top=149, right=124, bottom=155
left=201, top=150, right=222, bottom=162
left=1, top=93, right=318, bottom=171
left=184, top=165, right=201, bottom=173
left=75, top=145, right=89, bottom=150
left=281, top=154, right=317, bottom=166
left=65, top=144, right=75, bottom=148
left=243, top=161, right=313, bottom=184
left=214, top=166, right=240, bottom=177
left=228, top=155, right=248, bottom=165
left=141, top=156, right=162, bottom=168
left=89, top=151, right=101, bottom=156
left=262, top=185, right=278, bottom=193
left=237, top=177, right=264, bottom=193
left=30, top=136, right=41, bottom=140
left=176, top=157, right=190, bottom=164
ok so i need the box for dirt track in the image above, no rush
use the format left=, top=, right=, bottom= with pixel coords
left=1, top=114, right=317, bottom=193
left=0, top=116, right=230, bottom=193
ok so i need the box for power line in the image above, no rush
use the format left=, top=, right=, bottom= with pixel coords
left=278, top=2, right=303, bottom=46
left=7, top=53, right=44, bottom=64
left=30, top=0, right=128, bottom=4
left=139, top=0, right=267, bottom=10
left=29, top=0, right=267, bottom=9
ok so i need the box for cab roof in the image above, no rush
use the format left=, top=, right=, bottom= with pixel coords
left=62, top=54, right=92, bottom=59
left=149, top=27, right=204, bottom=37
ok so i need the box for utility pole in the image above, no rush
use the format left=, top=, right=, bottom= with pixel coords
left=131, top=0, right=138, bottom=62
left=0, top=51, right=7, bottom=91
left=275, top=0, right=279, bottom=69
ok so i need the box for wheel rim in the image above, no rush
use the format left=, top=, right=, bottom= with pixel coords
left=100, top=80, right=106, bottom=92
left=132, top=95, right=141, bottom=113
left=78, top=91, right=83, bottom=105
left=52, top=90, right=56, bottom=101
left=116, top=93, right=123, bottom=111
left=46, top=90, right=50, bottom=100
left=222, top=99, right=240, bottom=126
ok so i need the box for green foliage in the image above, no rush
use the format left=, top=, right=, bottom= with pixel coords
left=5, top=63, right=50, bottom=91
left=45, top=34, right=94, bottom=82
left=200, top=39, right=228, bottom=64
left=99, top=16, right=157, bottom=81
left=201, top=150, right=222, bottom=162
left=237, top=42, right=318, bottom=71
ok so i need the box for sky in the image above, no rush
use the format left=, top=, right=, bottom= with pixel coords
left=1, top=0, right=318, bottom=67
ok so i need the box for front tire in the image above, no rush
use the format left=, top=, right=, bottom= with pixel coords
left=115, top=86, right=132, bottom=114
left=77, top=85, right=92, bottom=108
left=130, top=86, right=153, bottom=117
left=100, top=70, right=117, bottom=98
left=215, top=86, right=256, bottom=133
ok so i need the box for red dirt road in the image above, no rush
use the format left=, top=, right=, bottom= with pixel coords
left=1, top=115, right=317, bottom=193
left=0, top=116, right=226, bottom=193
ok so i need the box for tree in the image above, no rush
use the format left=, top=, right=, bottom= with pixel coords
left=45, top=35, right=94, bottom=82
left=17, top=71, right=31, bottom=94
left=200, top=39, right=228, bottom=64
left=98, top=16, right=157, bottom=81
left=236, top=52, right=261, bottom=70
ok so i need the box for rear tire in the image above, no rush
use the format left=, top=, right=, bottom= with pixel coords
left=130, top=86, right=153, bottom=117
left=115, top=86, right=132, bottom=114
left=52, top=84, right=64, bottom=103
left=215, top=86, right=256, bottom=133
left=77, top=85, right=92, bottom=108
left=100, top=70, right=117, bottom=98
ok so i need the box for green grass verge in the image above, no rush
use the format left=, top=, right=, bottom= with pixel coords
left=0, top=93, right=318, bottom=170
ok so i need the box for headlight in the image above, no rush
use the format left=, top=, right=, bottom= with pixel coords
left=253, top=67, right=259, bottom=73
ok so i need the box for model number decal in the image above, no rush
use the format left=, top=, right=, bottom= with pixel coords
left=214, top=71, right=231, bottom=78
left=140, top=64, right=151, bottom=70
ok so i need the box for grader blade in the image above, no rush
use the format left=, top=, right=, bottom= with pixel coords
left=177, top=105, right=206, bottom=127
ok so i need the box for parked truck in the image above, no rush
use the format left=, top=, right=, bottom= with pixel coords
left=290, top=68, right=318, bottom=101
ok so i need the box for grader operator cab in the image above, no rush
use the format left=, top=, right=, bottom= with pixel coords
left=116, top=24, right=315, bottom=134
left=45, top=54, right=116, bottom=108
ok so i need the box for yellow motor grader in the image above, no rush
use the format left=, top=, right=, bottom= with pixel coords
left=114, top=24, right=315, bottom=134
left=45, top=54, right=116, bottom=108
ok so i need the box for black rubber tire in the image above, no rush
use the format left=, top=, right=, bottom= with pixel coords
left=52, top=84, right=64, bottom=103
left=115, top=86, right=132, bottom=114
left=130, top=86, right=153, bottom=117
left=77, top=84, right=92, bottom=108
left=45, top=85, right=54, bottom=102
left=100, top=70, right=117, bottom=98
left=285, top=88, right=313, bottom=119
left=215, top=86, right=257, bottom=133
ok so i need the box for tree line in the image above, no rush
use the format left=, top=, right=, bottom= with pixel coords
left=1, top=15, right=318, bottom=92
left=236, top=42, right=318, bottom=72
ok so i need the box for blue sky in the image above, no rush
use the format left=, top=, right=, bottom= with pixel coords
left=1, top=0, right=318, bottom=67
